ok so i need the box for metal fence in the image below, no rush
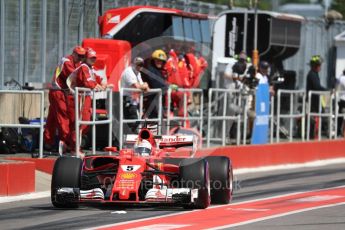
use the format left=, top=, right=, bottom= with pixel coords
left=1, top=87, right=345, bottom=157
left=207, top=88, right=245, bottom=147
left=0, top=0, right=228, bottom=89
left=0, top=90, right=45, bottom=158
left=206, top=88, right=344, bottom=146
left=119, top=88, right=163, bottom=149
left=275, top=90, right=306, bottom=142
left=74, top=87, right=113, bottom=156
left=306, top=90, right=333, bottom=141
left=166, top=88, right=204, bottom=135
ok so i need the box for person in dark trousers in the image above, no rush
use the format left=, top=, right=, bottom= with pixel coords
left=306, top=55, right=328, bottom=138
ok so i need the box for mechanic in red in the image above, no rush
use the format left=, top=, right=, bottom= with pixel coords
left=165, top=50, right=191, bottom=118
left=190, top=52, right=208, bottom=87
left=67, top=48, right=107, bottom=153
left=44, top=46, right=86, bottom=152
left=166, top=49, right=190, bottom=88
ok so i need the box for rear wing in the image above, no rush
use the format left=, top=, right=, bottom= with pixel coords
left=124, top=134, right=195, bottom=148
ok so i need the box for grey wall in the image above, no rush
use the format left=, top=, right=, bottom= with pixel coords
left=283, top=18, right=345, bottom=90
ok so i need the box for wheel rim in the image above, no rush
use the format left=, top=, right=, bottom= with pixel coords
left=229, top=168, right=233, bottom=195
left=206, top=162, right=211, bottom=205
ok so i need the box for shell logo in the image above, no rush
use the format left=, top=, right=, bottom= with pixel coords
left=106, top=13, right=112, bottom=21
left=120, top=172, right=137, bottom=180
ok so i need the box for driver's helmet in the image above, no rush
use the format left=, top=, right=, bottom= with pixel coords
left=134, top=140, right=152, bottom=156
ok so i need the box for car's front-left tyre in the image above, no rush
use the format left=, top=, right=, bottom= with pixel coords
left=51, top=157, right=82, bottom=208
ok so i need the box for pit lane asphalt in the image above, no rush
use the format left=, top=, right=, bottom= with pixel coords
left=0, top=163, right=344, bottom=230
left=230, top=203, right=345, bottom=230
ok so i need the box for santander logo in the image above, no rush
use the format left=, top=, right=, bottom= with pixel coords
left=161, top=137, right=187, bottom=142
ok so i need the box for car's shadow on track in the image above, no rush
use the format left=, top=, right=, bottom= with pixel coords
left=89, top=203, right=187, bottom=211
left=29, top=203, right=187, bottom=212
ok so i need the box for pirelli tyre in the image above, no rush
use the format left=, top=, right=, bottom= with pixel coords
left=51, top=157, right=82, bottom=208
left=205, top=156, right=233, bottom=204
left=179, top=158, right=210, bottom=209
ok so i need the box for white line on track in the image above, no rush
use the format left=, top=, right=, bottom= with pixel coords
left=227, top=208, right=270, bottom=212
left=0, top=191, right=50, bottom=204
left=111, top=211, right=127, bottom=214
left=207, top=201, right=345, bottom=229
left=234, top=157, right=345, bottom=175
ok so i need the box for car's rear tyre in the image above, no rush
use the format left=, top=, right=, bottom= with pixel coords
left=205, top=156, right=233, bottom=204
left=179, top=158, right=210, bottom=209
left=51, top=156, right=82, bottom=208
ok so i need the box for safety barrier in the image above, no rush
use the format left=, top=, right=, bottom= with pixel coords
left=166, top=88, right=204, bottom=135
left=276, top=90, right=306, bottom=142
left=74, top=87, right=113, bottom=156
left=207, top=88, right=246, bottom=147
left=194, top=139, right=345, bottom=169
left=307, top=90, right=333, bottom=141
left=119, top=88, right=162, bottom=149
left=0, top=160, right=35, bottom=196
left=335, top=90, right=345, bottom=138
left=0, top=90, right=45, bottom=158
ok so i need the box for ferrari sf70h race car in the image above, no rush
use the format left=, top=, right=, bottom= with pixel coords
left=51, top=128, right=233, bottom=209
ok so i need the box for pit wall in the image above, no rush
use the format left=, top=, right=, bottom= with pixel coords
left=0, top=161, right=35, bottom=196
left=194, top=140, right=345, bottom=169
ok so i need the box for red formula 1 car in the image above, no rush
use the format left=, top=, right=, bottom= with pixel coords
left=51, top=128, right=233, bottom=209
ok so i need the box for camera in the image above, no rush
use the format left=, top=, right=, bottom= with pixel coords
left=241, top=65, right=258, bottom=89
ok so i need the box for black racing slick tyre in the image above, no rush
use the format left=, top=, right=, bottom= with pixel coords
left=51, top=157, right=82, bottom=208
left=179, top=158, right=210, bottom=209
left=205, top=156, right=233, bottom=204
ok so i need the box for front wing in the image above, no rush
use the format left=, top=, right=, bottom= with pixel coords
left=54, top=187, right=199, bottom=205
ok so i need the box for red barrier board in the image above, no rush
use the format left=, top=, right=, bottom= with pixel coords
left=194, top=140, right=345, bottom=169
left=0, top=161, right=35, bottom=196
left=5, top=157, right=56, bottom=174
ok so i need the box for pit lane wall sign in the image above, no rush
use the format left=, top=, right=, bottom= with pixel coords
left=251, top=83, right=270, bottom=144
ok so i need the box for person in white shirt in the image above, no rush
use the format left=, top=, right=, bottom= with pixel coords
left=255, top=61, right=269, bottom=84
left=223, top=52, right=250, bottom=143
left=336, top=69, right=345, bottom=136
left=120, top=57, right=149, bottom=132
left=256, top=61, right=275, bottom=95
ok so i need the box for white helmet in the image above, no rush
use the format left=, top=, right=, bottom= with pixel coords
left=134, top=140, right=152, bottom=156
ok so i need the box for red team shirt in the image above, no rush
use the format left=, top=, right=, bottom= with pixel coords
left=75, top=64, right=102, bottom=89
